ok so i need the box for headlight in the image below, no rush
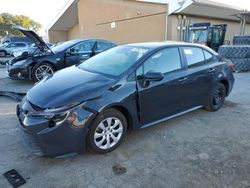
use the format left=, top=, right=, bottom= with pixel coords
left=44, top=103, right=79, bottom=114
left=13, top=58, right=32, bottom=67
left=13, top=59, right=27, bottom=66
left=43, top=102, right=88, bottom=127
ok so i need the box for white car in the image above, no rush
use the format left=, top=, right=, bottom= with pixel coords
left=11, top=43, right=38, bottom=57
left=0, top=42, right=32, bottom=57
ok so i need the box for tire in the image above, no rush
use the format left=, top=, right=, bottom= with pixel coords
left=31, top=62, right=55, bottom=82
left=205, top=83, right=226, bottom=112
left=230, top=58, right=250, bottom=72
left=0, top=50, right=7, bottom=57
left=233, top=35, right=250, bottom=45
left=87, top=108, right=127, bottom=154
left=218, top=45, right=250, bottom=58
left=22, top=51, right=29, bottom=57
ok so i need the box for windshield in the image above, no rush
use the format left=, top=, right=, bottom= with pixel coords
left=188, top=29, right=208, bottom=43
left=51, top=40, right=78, bottom=53
left=78, top=45, right=149, bottom=76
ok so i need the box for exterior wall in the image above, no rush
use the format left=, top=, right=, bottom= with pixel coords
left=168, top=15, right=250, bottom=43
left=77, top=0, right=168, bottom=43
left=68, top=23, right=80, bottom=40
left=48, top=30, right=68, bottom=43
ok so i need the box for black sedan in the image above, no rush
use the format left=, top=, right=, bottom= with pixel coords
left=17, top=42, right=234, bottom=157
left=7, top=25, right=117, bottom=81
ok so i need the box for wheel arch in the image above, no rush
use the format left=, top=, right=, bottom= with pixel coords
left=0, top=50, right=7, bottom=55
left=219, top=79, right=229, bottom=96
left=103, top=105, right=134, bottom=131
left=30, top=61, right=56, bottom=71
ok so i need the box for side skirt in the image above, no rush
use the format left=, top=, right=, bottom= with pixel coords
left=140, top=106, right=203, bottom=129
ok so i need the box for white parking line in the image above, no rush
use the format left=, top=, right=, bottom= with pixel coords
left=0, top=112, right=16, bottom=116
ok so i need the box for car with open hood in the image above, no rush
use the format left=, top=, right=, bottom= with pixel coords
left=6, top=25, right=117, bottom=82
left=16, top=42, right=235, bottom=157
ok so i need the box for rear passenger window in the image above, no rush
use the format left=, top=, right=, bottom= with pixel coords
left=183, top=47, right=205, bottom=66
left=143, top=47, right=182, bottom=74
left=96, top=42, right=114, bottom=51
left=16, top=43, right=26, bottom=47
left=71, top=41, right=95, bottom=53
left=203, top=50, right=213, bottom=60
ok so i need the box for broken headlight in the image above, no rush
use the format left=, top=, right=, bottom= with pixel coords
left=43, top=103, right=88, bottom=127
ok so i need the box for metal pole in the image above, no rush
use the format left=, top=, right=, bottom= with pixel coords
left=239, top=20, right=243, bottom=35
left=242, top=18, right=246, bottom=35
left=164, top=14, right=168, bottom=41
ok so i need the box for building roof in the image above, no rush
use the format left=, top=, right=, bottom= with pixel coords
left=168, top=0, right=244, bottom=21
left=47, top=0, right=79, bottom=32
left=235, top=11, right=250, bottom=22
left=48, top=0, right=244, bottom=32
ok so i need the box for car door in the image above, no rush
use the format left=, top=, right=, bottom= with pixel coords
left=95, top=41, right=116, bottom=55
left=64, top=41, right=96, bottom=67
left=180, top=46, right=215, bottom=106
left=6, top=43, right=16, bottom=53
left=136, top=47, right=191, bottom=125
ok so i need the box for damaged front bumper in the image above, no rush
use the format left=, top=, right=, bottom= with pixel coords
left=6, top=63, right=31, bottom=80
left=16, top=100, right=97, bottom=158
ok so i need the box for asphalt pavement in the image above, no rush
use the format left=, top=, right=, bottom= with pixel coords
left=0, top=59, right=249, bottom=188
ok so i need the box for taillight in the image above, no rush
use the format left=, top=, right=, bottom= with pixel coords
left=229, top=63, right=235, bottom=71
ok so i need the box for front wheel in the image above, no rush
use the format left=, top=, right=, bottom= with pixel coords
left=87, top=109, right=127, bottom=154
left=205, top=83, right=226, bottom=111
left=32, top=63, right=55, bottom=82
left=0, top=50, right=7, bottom=57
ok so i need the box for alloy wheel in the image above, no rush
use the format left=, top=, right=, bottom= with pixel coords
left=94, top=117, right=123, bottom=150
left=35, top=65, right=54, bottom=81
left=0, top=51, right=6, bottom=57
left=213, top=88, right=224, bottom=106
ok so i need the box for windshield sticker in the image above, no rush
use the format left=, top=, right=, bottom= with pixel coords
left=184, top=49, right=193, bottom=55
left=131, top=48, right=148, bottom=54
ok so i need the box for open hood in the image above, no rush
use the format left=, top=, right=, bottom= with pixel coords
left=12, top=25, right=52, bottom=53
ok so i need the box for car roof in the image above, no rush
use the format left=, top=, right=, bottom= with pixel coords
left=69, top=38, right=117, bottom=44
left=125, top=41, right=217, bottom=54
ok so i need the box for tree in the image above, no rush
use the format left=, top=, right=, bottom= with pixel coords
left=0, top=13, right=42, bottom=37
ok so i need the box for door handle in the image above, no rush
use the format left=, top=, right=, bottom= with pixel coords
left=208, top=68, right=216, bottom=73
left=81, top=54, right=89, bottom=57
left=178, top=77, right=188, bottom=82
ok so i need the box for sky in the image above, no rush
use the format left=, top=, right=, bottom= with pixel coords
left=0, top=0, right=69, bottom=35
left=0, top=0, right=250, bottom=35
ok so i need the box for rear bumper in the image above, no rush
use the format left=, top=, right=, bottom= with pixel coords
left=226, top=72, right=235, bottom=97
left=16, top=104, right=96, bottom=158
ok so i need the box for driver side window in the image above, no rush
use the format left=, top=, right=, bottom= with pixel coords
left=142, top=47, right=182, bottom=75
left=71, top=41, right=95, bottom=53
left=7, top=43, right=15, bottom=48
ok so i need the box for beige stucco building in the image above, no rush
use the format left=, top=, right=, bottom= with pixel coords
left=47, top=0, right=249, bottom=44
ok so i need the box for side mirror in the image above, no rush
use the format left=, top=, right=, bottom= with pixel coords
left=66, top=48, right=75, bottom=56
left=69, top=48, right=75, bottom=53
left=143, top=71, right=164, bottom=82
left=90, top=47, right=96, bottom=57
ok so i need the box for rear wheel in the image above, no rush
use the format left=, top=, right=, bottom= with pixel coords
left=205, top=83, right=226, bottom=111
left=32, top=63, right=55, bottom=82
left=0, top=50, right=7, bottom=57
left=87, top=109, right=127, bottom=154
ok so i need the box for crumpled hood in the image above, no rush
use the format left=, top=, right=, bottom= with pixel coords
left=27, top=66, right=115, bottom=109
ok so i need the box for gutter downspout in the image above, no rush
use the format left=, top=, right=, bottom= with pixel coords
left=165, top=6, right=168, bottom=41
left=242, top=18, right=246, bottom=35
left=168, top=0, right=187, bottom=41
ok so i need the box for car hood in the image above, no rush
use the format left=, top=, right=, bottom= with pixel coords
left=12, top=25, right=52, bottom=53
left=27, top=66, right=115, bottom=109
